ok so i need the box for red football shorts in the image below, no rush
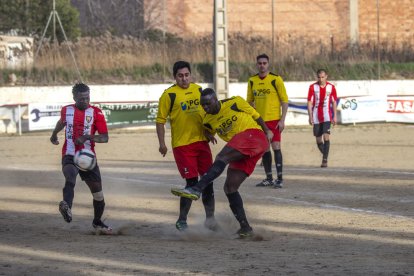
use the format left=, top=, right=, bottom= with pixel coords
left=266, top=120, right=281, bottom=142
left=227, top=129, right=268, bottom=176
left=172, top=141, right=213, bottom=179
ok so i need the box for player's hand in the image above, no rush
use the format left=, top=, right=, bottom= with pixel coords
left=75, top=135, right=88, bottom=145
left=308, top=118, right=314, bottom=126
left=266, top=130, right=274, bottom=143
left=277, top=120, right=285, bottom=133
left=50, top=135, right=59, bottom=145
left=209, top=136, right=217, bottom=144
left=204, top=132, right=217, bottom=144
left=159, top=144, right=168, bottom=157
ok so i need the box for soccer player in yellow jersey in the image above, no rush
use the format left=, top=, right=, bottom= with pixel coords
left=171, top=88, right=273, bottom=238
left=156, top=61, right=216, bottom=232
left=247, top=53, right=289, bottom=188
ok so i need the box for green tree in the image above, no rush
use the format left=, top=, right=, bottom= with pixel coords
left=0, top=0, right=80, bottom=42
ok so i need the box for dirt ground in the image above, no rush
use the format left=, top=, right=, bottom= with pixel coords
left=0, top=123, right=413, bottom=275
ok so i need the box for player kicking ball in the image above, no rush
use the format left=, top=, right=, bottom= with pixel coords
left=171, top=88, right=273, bottom=238
left=50, top=83, right=113, bottom=235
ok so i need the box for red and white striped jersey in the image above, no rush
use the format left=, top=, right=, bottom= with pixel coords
left=60, top=104, right=108, bottom=156
left=307, top=82, right=338, bottom=124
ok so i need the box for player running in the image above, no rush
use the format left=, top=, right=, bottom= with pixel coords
left=50, top=83, right=112, bottom=234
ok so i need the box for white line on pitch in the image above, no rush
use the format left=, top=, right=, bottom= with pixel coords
left=265, top=196, right=413, bottom=220
left=104, top=175, right=227, bottom=185
left=104, top=175, right=161, bottom=185
left=286, top=167, right=414, bottom=175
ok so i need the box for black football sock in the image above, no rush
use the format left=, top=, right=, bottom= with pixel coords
left=323, top=140, right=330, bottom=161
left=317, top=142, right=324, bottom=154
left=274, top=149, right=283, bottom=180
left=178, top=197, right=192, bottom=222
left=93, top=199, right=105, bottom=222
left=202, top=182, right=215, bottom=219
left=262, top=151, right=273, bottom=180
left=62, top=165, right=77, bottom=208
left=178, top=177, right=198, bottom=221
left=226, top=191, right=250, bottom=229
left=63, top=180, right=75, bottom=208
left=195, top=160, right=227, bottom=192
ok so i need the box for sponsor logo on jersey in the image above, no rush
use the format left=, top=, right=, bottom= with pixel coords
left=67, top=124, right=73, bottom=139
left=181, top=99, right=200, bottom=111
left=254, top=89, right=271, bottom=97
left=216, top=115, right=238, bottom=135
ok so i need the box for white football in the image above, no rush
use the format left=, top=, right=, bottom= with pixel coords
left=74, top=149, right=97, bottom=171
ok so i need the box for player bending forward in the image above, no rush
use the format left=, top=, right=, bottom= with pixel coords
left=50, top=83, right=112, bottom=234
left=172, top=88, right=273, bottom=238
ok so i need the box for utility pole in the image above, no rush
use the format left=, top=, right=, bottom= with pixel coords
left=376, top=0, right=381, bottom=80
left=213, top=0, right=229, bottom=99
left=162, top=0, right=166, bottom=83
left=271, top=0, right=275, bottom=64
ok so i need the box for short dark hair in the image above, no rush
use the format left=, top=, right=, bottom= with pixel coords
left=72, top=83, right=89, bottom=95
left=173, top=61, right=191, bottom=77
left=256, top=53, right=269, bottom=61
left=317, top=68, right=327, bottom=75
left=201, top=88, right=216, bottom=97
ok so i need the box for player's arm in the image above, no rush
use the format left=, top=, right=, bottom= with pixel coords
left=331, top=98, right=338, bottom=126
left=76, top=133, right=108, bottom=145
left=278, top=101, right=288, bottom=132
left=76, top=109, right=109, bottom=145
left=203, top=129, right=217, bottom=145
left=203, top=123, right=217, bottom=145
left=276, top=76, right=288, bottom=132
left=50, top=119, right=65, bottom=145
left=156, top=122, right=168, bottom=157
left=256, top=117, right=273, bottom=143
left=246, top=79, right=255, bottom=108
left=156, top=92, right=171, bottom=157
left=307, top=101, right=314, bottom=125
left=307, top=86, right=314, bottom=125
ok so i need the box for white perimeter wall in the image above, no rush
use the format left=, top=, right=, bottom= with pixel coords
left=1, top=80, right=414, bottom=105
left=1, top=80, right=414, bottom=133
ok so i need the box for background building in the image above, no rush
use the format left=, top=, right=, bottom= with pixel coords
left=144, top=0, right=413, bottom=49
left=0, top=35, right=33, bottom=70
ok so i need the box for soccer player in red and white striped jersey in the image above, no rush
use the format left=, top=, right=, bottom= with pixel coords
left=307, top=69, right=338, bottom=168
left=50, top=83, right=112, bottom=234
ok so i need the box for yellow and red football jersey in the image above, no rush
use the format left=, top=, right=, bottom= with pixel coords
left=202, top=96, right=262, bottom=142
left=246, top=73, right=288, bottom=121
left=156, top=83, right=208, bottom=148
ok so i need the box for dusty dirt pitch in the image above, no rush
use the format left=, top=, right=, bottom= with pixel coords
left=0, top=123, right=413, bottom=275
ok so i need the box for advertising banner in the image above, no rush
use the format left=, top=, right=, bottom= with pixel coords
left=386, top=96, right=414, bottom=123
left=288, top=98, right=308, bottom=114
left=337, top=96, right=387, bottom=124
left=28, top=102, right=159, bottom=131
left=28, top=103, right=67, bottom=131
left=286, top=98, right=309, bottom=125
left=96, top=102, right=158, bottom=126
